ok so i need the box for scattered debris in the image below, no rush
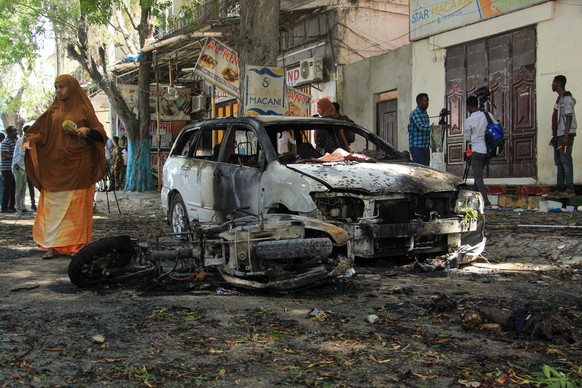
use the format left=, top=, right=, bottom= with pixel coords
left=429, top=293, right=460, bottom=313
left=215, top=287, right=243, bottom=296
left=461, top=302, right=575, bottom=342
left=367, top=314, right=380, bottom=324
left=308, top=308, right=332, bottom=323
left=11, top=285, right=40, bottom=292
left=92, top=335, right=106, bottom=344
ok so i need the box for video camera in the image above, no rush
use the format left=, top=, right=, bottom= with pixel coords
left=438, top=108, right=451, bottom=125
left=475, top=86, right=492, bottom=111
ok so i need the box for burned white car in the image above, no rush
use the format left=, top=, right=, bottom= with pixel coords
left=162, top=116, right=485, bottom=264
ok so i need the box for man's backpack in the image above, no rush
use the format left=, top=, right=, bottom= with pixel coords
left=484, top=112, right=505, bottom=157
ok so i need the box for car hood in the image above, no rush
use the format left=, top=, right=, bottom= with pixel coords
left=286, top=162, right=462, bottom=194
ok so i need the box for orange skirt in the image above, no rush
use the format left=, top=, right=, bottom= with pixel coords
left=33, top=186, right=95, bottom=256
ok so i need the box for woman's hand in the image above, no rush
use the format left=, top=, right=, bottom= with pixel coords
left=76, top=126, right=91, bottom=137
left=23, top=138, right=32, bottom=150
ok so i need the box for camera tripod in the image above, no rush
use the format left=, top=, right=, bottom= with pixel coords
left=98, top=167, right=121, bottom=215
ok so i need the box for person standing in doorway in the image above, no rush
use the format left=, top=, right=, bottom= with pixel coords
left=550, top=75, right=577, bottom=196
left=1, top=126, right=17, bottom=213
left=463, top=96, right=493, bottom=207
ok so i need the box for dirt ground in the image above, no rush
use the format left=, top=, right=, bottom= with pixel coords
left=0, top=191, right=581, bottom=387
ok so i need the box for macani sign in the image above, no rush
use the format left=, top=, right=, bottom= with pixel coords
left=244, top=66, right=286, bottom=116
left=409, top=0, right=548, bottom=40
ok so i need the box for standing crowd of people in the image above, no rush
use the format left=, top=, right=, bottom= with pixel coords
left=408, top=73, right=577, bottom=203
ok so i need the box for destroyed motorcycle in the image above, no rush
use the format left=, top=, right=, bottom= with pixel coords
left=68, top=213, right=353, bottom=292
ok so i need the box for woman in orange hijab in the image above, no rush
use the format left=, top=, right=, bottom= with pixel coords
left=24, top=75, right=107, bottom=259
left=314, top=98, right=352, bottom=153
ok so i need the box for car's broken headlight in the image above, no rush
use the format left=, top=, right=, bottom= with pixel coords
left=454, top=190, right=484, bottom=215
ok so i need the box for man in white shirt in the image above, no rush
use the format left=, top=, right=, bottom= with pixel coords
left=277, top=130, right=296, bottom=154
left=11, top=128, right=28, bottom=213
left=463, top=95, right=497, bottom=207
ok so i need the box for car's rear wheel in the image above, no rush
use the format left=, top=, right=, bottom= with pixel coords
left=170, top=193, right=191, bottom=240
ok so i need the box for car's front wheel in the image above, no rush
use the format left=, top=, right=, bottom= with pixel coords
left=170, top=193, right=191, bottom=240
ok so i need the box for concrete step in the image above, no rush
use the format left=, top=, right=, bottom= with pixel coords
left=489, top=193, right=581, bottom=212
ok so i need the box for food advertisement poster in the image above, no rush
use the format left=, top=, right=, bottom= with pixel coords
left=118, top=84, right=191, bottom=121
left=285, top=86, right=311, bottom=116
left=409, top=0, right=548, bottom=40
left=244, top=66, right=286, bottom=116
left=118, top=119, right=173, bottom=149
left=195, top=38, right=240, bottom=98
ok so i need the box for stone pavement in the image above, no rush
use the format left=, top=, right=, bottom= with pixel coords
left=94, top=190, right=161, bottom=213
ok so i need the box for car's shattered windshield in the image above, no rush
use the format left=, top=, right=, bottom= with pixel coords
left=264, top=122, right=405, bottom=163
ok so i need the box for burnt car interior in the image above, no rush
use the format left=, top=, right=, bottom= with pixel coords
left=264, top=123, right=404, bottom=162
left=171, top=121, right=406, bottom=168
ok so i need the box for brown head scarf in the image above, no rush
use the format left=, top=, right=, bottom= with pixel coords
left=317, top=98, right=338, bottom=118
left=25, top=74, right=108, bottom=192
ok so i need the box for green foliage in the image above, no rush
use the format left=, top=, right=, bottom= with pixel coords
left=0, top=0, right=46, bottom=66
left=461, top=205, right=478, bottom=222
left=510, top=363, right=582, bottom=387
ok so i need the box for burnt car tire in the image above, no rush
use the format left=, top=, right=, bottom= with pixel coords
left=170, top=193, right=191, bottom=240
left=68, top=236, right=135, bottom=287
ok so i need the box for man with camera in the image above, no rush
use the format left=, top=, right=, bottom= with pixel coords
left=550, top=75, right=577, bottom=196
left=463, top=95, right=494, bottom=207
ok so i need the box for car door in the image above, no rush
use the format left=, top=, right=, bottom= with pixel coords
left=212, top=123, right=267, bottom=220
left=164, top=126, right=200, bottom=213
left=182, top=124, right=227, bottom=222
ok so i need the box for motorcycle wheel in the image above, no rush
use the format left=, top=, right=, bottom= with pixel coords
left=68, top=236, right=148, bottom=287
left=170, top=193, right=191, bottom=241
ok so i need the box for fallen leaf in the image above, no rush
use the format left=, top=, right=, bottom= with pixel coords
left=458, top=379, right=481, bottom=387
left=369, top=355, right=391, bottom=364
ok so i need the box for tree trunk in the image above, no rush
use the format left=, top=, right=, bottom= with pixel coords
left=238, top=0, right=280, bottom=115
left=67, top=8, right=154, bottom=192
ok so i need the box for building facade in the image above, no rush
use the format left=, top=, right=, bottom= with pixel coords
left=404, top=0, right=581, bottom=187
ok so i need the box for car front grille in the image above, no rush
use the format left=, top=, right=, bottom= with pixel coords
left=376, top=194, right=452, bottom=223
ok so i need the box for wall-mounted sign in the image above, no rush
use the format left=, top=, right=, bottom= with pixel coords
left=244, top=66, right=286, bottom=116
left=119, top=84, right=191, bottom=121
left=286, top=66, right=301, bottom=87
left=215, top=88, right=236, bottom=104
left=195, top=38, right=240, bottom=98
left=285, top=86, right=311, bottom=117
left=409, top=0, right=549, bottom=41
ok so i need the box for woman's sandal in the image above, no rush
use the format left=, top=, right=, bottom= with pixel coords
left=42, top=248, right=58, bottom=260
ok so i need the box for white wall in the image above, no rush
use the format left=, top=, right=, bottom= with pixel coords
left=411, top=1, right=582, bottom=185
left=536, top=2, right=582, bottom=185
left=342, top=44, right=412, bottom=151
left=338, top=1, right=410, bottom=65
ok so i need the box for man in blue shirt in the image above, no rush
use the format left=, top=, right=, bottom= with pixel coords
left=408, top=93, right=433, bottom=165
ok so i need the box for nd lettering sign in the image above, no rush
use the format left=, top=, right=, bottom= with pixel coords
left=286, top=67, right=301, bottom=87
